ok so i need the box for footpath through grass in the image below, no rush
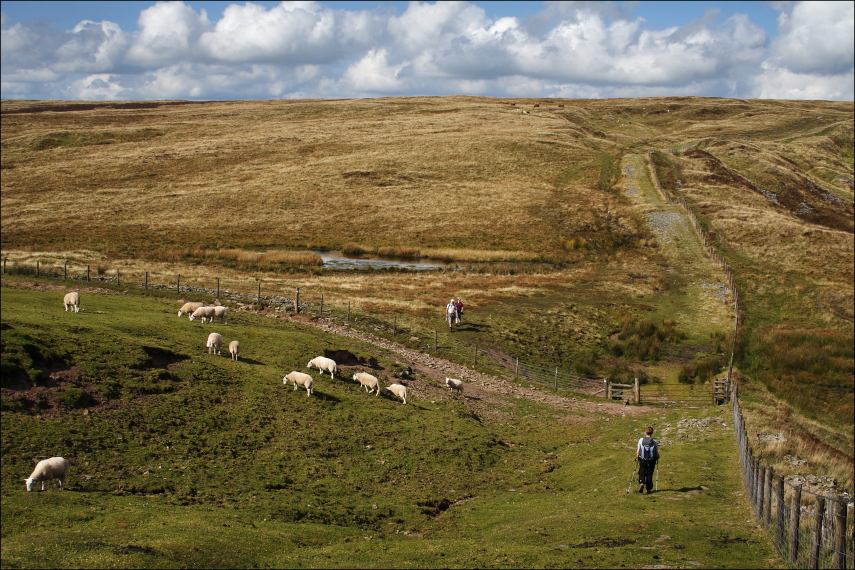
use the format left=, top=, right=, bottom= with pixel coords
left=1, top=282, right=782, bottom=568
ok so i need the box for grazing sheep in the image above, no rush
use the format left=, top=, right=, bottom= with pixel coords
left=284, top=371, right=314, bottom=397
left=189, top=306, right=217, bottom=323
left=228, top=340, right=240, bottom=361
left=385, top=383, right=408, bottom=405
left=24, top=457, right=69, bottom=492
left=353, top=372, right=380, bottom=396
left=445, top=377, right=464, bottom=396
left=307, top=356, right=337, bottom=378
left=63, top=292, right=80, bottom=312
left=213, top=305, right=229, bottom=324
left=206, top=332, right=224, bottom=355
left=178, top=301, right=204, bottom=317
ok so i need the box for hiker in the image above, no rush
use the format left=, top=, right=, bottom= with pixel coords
left=445, top=298, right=458, bottom=331
left=635, top=426, right=660, bottom=494
left=454, top=298, right=464, bottom=322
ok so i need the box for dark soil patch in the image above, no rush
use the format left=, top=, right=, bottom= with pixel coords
left=574, top=537, right=636, bottom=548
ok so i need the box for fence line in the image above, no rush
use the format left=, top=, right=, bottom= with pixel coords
left=647, top=148, right=852, bottom=568
left=3, top=256, right=726, bottom=407
left=733, top=383, right=853, bottom=568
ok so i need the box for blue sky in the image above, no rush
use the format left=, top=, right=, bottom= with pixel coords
left=1, top=1, right=852, bottom=101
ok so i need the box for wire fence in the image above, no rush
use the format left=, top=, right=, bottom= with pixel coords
left=3, top=256, right=711, bottom=405
left=733, top=384, right=853, bottom=568
left=648, top=147, right=854, bottom=568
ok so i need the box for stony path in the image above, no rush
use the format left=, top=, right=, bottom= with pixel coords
left=620, top=154, right=733, bottom=336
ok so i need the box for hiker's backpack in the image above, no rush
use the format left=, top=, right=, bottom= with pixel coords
left=640, top=437, right=657, bottom=461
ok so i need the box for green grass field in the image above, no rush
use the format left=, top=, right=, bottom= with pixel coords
left=1, top=282, right=782, bottom=568
left=1, top=95, right=852, bottom=567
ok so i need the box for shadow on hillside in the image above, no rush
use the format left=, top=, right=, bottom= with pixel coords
left=455, top=322, right=487, bottom=332
left=309, top=392, right=342, bottom=403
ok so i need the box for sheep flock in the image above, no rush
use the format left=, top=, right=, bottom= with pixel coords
left=32, top=291, right=472, bottom=491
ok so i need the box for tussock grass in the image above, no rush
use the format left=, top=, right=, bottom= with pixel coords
left=216, top=248, right=322, bottom=267
left=419, top=248, right=546, bottom=263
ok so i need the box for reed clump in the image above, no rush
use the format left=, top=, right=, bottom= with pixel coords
left=376, top=246, right=421, bottom=259
left=420, top=248, right=543, bottom=263
left=215, top=249, right=321, bottom=266
left=608, top=316, right=685, bottom=361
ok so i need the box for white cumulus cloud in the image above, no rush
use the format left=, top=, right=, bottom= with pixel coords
left=0, top=0, right=851, bottom=101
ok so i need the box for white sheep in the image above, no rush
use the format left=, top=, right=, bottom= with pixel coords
left=307, top=356, right=337, bottom=378
left=206, top=332, right=224, bottom=355
left=189, top=306, right=217, bottom=323
left=228, top=340, right=240, bottom=361
left=24, top=457, right=69, bottom=492
left=385, top=383, right=408, bottom=404
left=63, top=292, right=80, bottom=312
left=213, top=305, right=229, bottom=324
left=284, top=371, right=314, bottom=397
left=178, top=301, right=204, bottom=317
left=445, top=377, right=464, bottom=396
left=353, top=372, right=381, bottom=396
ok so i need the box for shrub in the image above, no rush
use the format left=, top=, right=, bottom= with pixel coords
left=678, top=355, right=725, bottom=384
left=56, top=387, right=90, bottom=409
left=0, top=396, right=29, bottom=413
left=611, top=316, right=684, bottom=361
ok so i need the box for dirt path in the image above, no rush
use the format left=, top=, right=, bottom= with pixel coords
left=282, top=313, right=654, bottom=420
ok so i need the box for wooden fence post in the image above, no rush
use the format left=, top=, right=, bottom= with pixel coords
left=64, top=262, right=67, bottom=280
left=434, top=330, right=437, bottom=351
left=216, top=277, right=219, bottom=298
left=833, top=494, right=847, bottom=569
left=765, top=468, right=774, bottom=526
left=320, top=295, right=324, bottom=315
left=606, top=379, right=612, bottom=401
left=634, top=377, right=640, bottom=405
left=758, top=466, right=767, bottom=521
left=347, top=301, right=350, bottom=321
left=473, top=345, right=477, bottom=367
left=144, top=272, right=148, bottom=290
left=257, top=282, right=261, bottom=305
left=789, top=485, right=802, bottom=565
left=294, top=288, right=300, bottom=313
left=515, top=358, right=519, bottom=377
left=809, top=496, right=826, bottom=569
left=36, top=261, right=39, bottom=277
left=87, top=265, right=90, bottom=282
left=554, top=368, right=558, bottom=391
left=177, top=274, right=180, bottom=292
left=392, top=315, right=396, bottom=336
left=3, top=257, right=6, bottom=274
left=117, top=269, right=120, bottom=286
left=775, top=476, right=786, bottom=552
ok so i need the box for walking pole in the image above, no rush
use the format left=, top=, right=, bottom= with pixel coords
left=654, top=461, right=659, bottom=493
left=626, top=458, right=637, bottom=494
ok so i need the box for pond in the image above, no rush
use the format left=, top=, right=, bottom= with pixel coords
left=316, top=252, right=451, bottom=271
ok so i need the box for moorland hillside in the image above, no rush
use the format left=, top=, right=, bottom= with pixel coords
left=2, top=95, right=853, bottom=491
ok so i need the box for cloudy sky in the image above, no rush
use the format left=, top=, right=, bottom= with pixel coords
left=1, top=1, right=853, bottom=101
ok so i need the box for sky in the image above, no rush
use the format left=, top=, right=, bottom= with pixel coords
left=1, top=1, right=853, bottom=101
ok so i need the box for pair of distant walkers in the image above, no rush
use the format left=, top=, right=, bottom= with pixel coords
left=636, top=426, right=660, bottom=493
left=445, top=298, right=463, bottom=330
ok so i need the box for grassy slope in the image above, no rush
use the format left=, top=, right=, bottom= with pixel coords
left=1, top=95, right=852, bottom=515
left=1, top=283, right=781, bottom=568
